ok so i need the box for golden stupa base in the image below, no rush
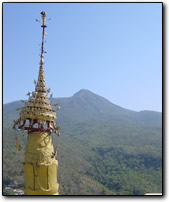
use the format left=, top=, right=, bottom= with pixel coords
left=24, top=186, right=59, bottom=195
left=24, top=187, right=59, bottom=195
left=24, top=132, right=59, bottom=195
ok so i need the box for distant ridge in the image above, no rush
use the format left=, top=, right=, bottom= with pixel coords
left=3, top=89, right=162, bottom=126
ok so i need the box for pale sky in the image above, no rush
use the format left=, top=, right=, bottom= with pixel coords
left=3, top=2, right=162, bottom=112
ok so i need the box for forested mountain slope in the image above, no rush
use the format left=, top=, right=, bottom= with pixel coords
left=3, top=89, right=162, bottom=195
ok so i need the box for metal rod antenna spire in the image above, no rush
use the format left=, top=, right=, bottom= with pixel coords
left=40, top=11, right=47, bottom=64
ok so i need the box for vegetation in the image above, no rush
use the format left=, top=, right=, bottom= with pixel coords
left=3, top=89, right=162, bottom=195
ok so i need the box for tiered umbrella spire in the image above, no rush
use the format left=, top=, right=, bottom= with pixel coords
left=13, top=11, right=60, bottom=135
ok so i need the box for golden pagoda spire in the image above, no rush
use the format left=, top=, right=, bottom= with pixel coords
left=13, top=11, right=60, bottom=135
left=13, top=12, right=60, bottom=195
left=36, top=11, right=47, bottom=93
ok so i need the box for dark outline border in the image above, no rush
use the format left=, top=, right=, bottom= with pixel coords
left=2, top=1, right=163, bottom=198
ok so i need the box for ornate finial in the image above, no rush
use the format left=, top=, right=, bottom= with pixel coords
left=13, top=12, right=60, bottom=135
left=41, top=11, right=47, bottom=26
left=36, top=11, right=48, bottom=93
left=40, top=11, right=47, bottom=60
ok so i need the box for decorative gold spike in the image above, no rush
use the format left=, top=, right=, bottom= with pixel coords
left=35, top=18, right=39, bottom=21
left=51, top=144, right=59, bottom=158
left=41, top=11, right=47, bottom=26
left=57, top=132, right=60, bottom=136
left=26, top=92, right=31, bottom=96
left=15, top=137, right=21, bottom=152
left=49, top=93, right=53, bottom=100
left=47, top=88, right=51, bottom=94
left=57, top=106, right=60, bottom=111
left=55, top=126, right=60, bottom=130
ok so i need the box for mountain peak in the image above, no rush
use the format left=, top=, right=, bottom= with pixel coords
left=4, top=88, right=162, bottom=126
left=73, top=89, right=94, bottom=97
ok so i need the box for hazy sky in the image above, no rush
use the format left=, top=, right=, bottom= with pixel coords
left=3, top=3, right=162, bottom=112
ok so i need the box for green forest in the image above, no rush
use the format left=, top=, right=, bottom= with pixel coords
left=3, top=89, right=162, bottom=195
